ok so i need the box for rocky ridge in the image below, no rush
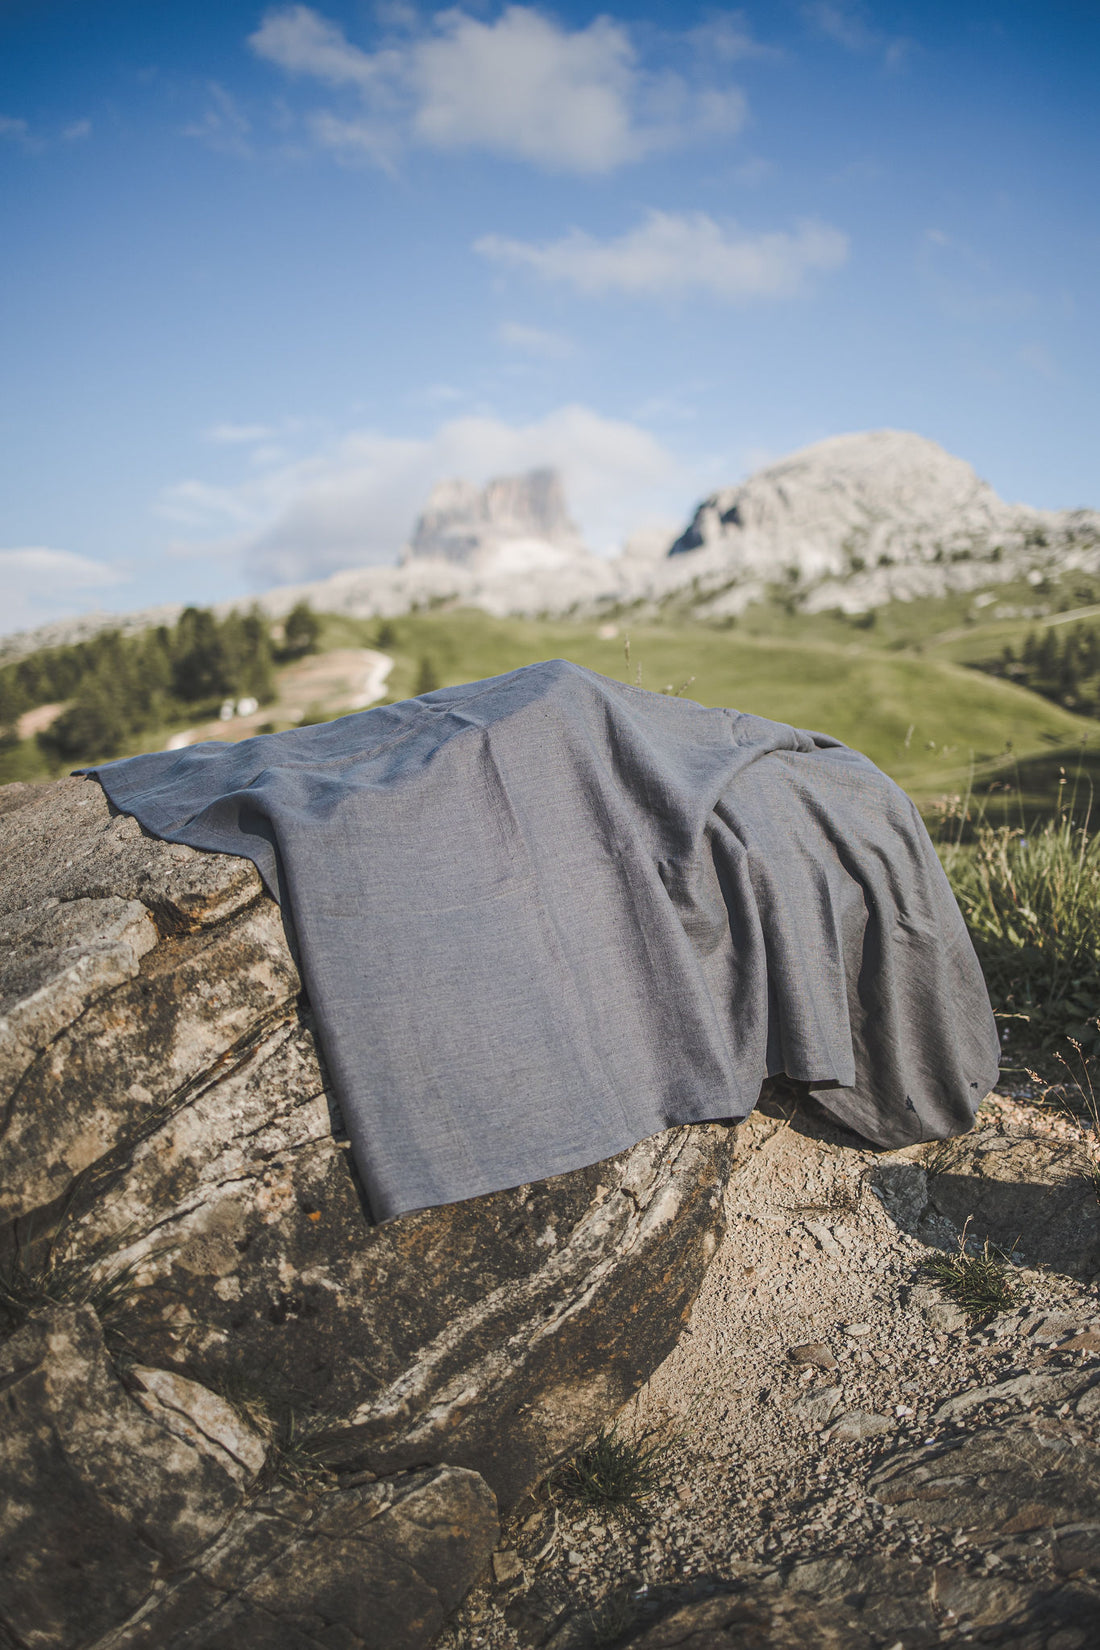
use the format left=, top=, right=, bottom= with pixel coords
left=404, top=468, right=588, bottom=572
left=6, top=433, right=1098, bottom=660
left=669, top=430, right=1100, bottom=619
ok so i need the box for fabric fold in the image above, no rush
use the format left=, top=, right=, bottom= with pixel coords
left=81, top=659, right=999, bottom=1220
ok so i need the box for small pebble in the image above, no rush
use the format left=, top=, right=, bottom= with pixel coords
left=789, top=1341, right=839, bottom=1371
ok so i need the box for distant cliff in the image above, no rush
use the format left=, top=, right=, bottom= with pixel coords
left=5, top=434, right=1100, bottom=657
left=404, top=467, right=586, bottom=570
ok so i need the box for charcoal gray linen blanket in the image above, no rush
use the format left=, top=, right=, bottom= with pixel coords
left=82, top=659, right=999, bottom=1222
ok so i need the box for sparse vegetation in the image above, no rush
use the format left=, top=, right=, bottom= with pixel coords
left=556, top=1426, right=670, bottom=1513
left=586, top=1585, right=642, bottom=1645
left=943, top=804, right=1100, bottom=1053
left=0, top=1225, right=157, bottom=1339
left=262, top=1406, right=341, bottom=1493
left=977, top=621, right=1100, bottom=714
left=1032, top=1035, right=1100, bottom=1203
left=415, top=654, right=440, bottom=695
left=277, top=600, right=322, bottom=661
left=924, top=1223, right=1018, bottom=1317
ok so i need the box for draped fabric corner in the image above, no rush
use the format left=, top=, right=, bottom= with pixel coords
left=81, top=659, right=999, bottom=1222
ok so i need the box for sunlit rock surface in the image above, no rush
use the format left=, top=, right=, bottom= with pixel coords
left=0, top=774, right=733, bottom=1649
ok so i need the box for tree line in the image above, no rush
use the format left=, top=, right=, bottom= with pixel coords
left=978, top=622, right=1100, bottom=715
left=0, top=602, right=321, bottom=766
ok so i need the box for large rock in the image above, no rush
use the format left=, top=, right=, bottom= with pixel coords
left=871, top=1130, right=1100, bottom=1285
left=871, top=1420, right=1100, bottom=1536
left=0, top=775, right=733, bottom=1648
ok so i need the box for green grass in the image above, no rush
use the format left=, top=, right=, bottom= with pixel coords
left=556, top=1425, right=671, bottom=1513
left=314, top=606, right=1100, bottom=807
left=6, top=597, right=1100, bottom=814
left=942, top=811, right=1100, bottom=1054
left=924, top=1226, right=1018, bottom=1318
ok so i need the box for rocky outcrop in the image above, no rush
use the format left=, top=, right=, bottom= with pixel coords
left=0, top=775, right=734, bottom=1649
left=667, top=430, right=1100, bottom=617
left=404, top=468, right=586, bottom=570
left=871, top=1128, right=1100, bottom=1284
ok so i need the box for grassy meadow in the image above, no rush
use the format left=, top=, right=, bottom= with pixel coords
left=321, top=605, right=1100, bottom=815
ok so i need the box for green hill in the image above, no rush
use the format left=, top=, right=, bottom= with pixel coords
left=332, top=608, right=1100, bottom=814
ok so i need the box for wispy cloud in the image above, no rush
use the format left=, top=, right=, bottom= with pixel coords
left=249, top=4, right=749, bottom=174
left=204, top=421, right=280, bottom=444
left=0, top=115, right=35, bottom=150
left=498, top=320, right=575, bottom=359
left=0, top=113, right=92, bottom=153
left=476, top=210, right=849, bottom=301
left=1019, top=343, right=1059, bottom=382
left=802, top=2, right=913, bottom=70
left=0, top=548, right=122, bottom=637
left=686, top=12, right=782, bottom=63
left=161, top=404, right=699, bottom=584
left=183, top=83, right=253, bottom=156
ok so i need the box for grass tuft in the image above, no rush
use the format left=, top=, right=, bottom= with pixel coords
left=587, top=1585, right=642, bottom=1646
left=924, top=1222, right=1018, bottom=1318
left=261, top=1407, right=341, bottom=1494
left=556, top=1425, right=670, bottom=1514
left=0, top=1225, right=163, bottom=1339
left=944, top=808, right=1100, bottom=1054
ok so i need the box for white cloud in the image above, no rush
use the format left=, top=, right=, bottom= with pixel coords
left=204, top=422, right=280, bottom=444
left=476, top=210, right=849, bottom=301
left=498, top=320, right=575, bottom=359
left=0, top=115, right=35, bottom=150
left=406, top=8, right=643, bottom=172
left=161, top=405, right=699, bottom=586
left=183, top=83, right=252, bottom=156
left=250, top=5, right=384, bottom=90
left=249, top=4, right=748, bottom=174
left=0, top=548, right=123, bottom=638
left=802, top=3, right=913, bottom=69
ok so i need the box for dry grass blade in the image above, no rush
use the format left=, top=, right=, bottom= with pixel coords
left=1042, top=1030, right=1100, bottom=1203
left=261, top=1407, right=341, bottom=1493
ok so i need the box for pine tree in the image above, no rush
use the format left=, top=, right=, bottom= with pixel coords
left=282, top=602, right=321, bottom=659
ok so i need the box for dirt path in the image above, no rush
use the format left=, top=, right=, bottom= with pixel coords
left=165, top=648, right=393, bottom=749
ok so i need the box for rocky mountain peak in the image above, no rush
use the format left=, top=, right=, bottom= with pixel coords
left=668, top=429, right=1022, bottom=575
left=404, top=466, right=584, bottom=570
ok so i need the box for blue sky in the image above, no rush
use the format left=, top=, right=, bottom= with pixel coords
left=1, top=0, right=1097, bottom=634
